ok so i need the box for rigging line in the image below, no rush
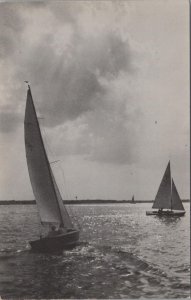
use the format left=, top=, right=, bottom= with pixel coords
left=42, top=130, right=68, bottom=203
left=52, top=158, right=81, bottom=228
left=39, top=123, right=67, bottom=202
left=51, top=157, right=70, bottom=202
left=57, top=162, right=81, bottom=228
left=58, top=163, right=81, bottom=229
left=40, top=124, right=55, bottom=160
left=34, top=102, right=67, bottom=196
left=40, top=129, right=67, bottom=219
left=39, top=118, right=78, bottom=226
left=33, top=97, right=80, bottom=228
left=59, top=163, right=75, bottom=203
left=40, top=124, right=63, bottom=195
left=59, top=164, right=72, bottom=200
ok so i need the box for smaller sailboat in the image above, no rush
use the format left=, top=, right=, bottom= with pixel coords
left=24, top=86, right=80, bottom=252
left=131, top=195, right=136, bottom=204
left=146, top=161, right=185, bottom=217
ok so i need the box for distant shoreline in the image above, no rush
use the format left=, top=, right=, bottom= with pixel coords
left=0, top=199, right=190, bottom=205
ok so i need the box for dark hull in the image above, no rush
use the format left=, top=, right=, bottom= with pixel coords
left=146, top=210, right=185, bottom=217
left=30, top=229, right=80, bottom=253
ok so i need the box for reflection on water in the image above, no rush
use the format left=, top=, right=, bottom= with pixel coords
left=154, top=215, right=182, bottom=225
left=0, top=203, right=190, bottom=298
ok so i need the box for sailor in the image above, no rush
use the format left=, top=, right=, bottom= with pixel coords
left=57, top=224, right=67, bottom=235
left=48, top=225, right=58, bottom=237
left=51, top=225, right=56, bottom=231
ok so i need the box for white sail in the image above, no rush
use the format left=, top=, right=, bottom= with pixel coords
left=171, top=178, right=185, bottom=211
left=51, top=169, right=73, bottom=228
left=24, top=87, right=73, bottom=227
left=152, top=161, right=172, bottom=209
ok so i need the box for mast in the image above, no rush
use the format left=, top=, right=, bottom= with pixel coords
left=170, top=177, right=172, bottom=211
left=25, top=86, right=64, bottom=226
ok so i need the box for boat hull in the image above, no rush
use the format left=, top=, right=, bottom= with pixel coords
left=30, top=229, right=80, bottom=253
left=146, top=210, right=185, bottom=217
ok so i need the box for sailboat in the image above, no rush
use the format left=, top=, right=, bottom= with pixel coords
left=24, top=86, right=80, bottom=252
left=146, top=161, right=185, bottom=217
left=131, top=195, right=136, bottom=204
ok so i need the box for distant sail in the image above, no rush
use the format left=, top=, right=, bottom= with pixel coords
left=24, top=87, right=73, bottom=226
left=171, top=178, right=185, bottom=211
left=152, top=161, right=171, bottom=209
left=132, top=195, right=134, bottom=202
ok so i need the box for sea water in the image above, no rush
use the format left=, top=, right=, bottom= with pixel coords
left=0, top=203, right=190, bottom=298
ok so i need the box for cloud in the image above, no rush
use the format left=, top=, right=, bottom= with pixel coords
left=22, top=28, right=134, bottom=126
left=0, top=111, right=21, bottom=133
left=0, top=2, right=142, bottom=164
left=0, top=3, right=25, bottom=58
left=46, top=73, right=143, bottom=165
left=0, top=1, right=189, bottom=200
left=48, top=1, right=82, bottom=25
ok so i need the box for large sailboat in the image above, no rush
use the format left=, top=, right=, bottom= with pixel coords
left=146, top=161, right=185, bottom=217
left=24, top=86, right=80, bottom=252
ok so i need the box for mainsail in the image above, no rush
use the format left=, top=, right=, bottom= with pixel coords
left=171, top=178, right=185, bottom=211
left=24, top=86, right=73, bottom=227
left=152, top=161, right=171, bottom=209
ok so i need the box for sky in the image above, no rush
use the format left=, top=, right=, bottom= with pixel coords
left=0, top=0, right=189, bottom=201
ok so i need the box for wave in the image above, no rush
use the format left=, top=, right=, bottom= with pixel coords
left=62, top=241, right=168, bottom=280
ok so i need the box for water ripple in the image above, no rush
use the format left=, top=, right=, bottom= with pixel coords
left=0, top=203, right=189, bottom=298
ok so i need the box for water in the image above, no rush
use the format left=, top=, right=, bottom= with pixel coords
left=0, top=203, right=190, bottom=298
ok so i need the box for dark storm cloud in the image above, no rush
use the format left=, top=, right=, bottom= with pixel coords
left=0, top=2, right=133, bottom=126
left=0, top=1, right=141, bottom=164
left=25, top=30, right=133, bottom=127
left=0, top=110, right=21, bottom=133
left=48, top=1, right=81, bottom=25
left=0, top=3, right=25, bottom=58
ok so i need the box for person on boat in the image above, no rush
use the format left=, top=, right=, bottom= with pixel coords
left=158, top=208, right=163, bottom=214
left=47, top=225, right=58, bottom=237
left=57, top=224, right=68, bottom=235
left=51, top=225, right=56, bottom=231
left=47, top=225, right=68, bottom=237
